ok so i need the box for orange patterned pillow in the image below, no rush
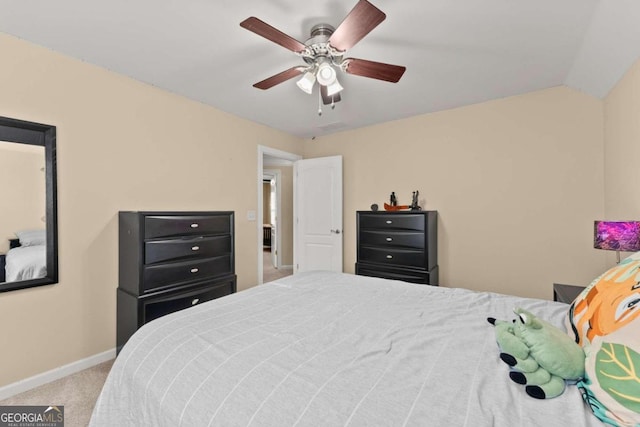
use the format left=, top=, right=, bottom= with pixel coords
left=568, top=259, right=640, bottom=347
left=566, top=259, right=640, bottom=426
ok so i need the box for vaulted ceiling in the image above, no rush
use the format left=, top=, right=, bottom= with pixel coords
left=1, top=0, right=639, bottom=138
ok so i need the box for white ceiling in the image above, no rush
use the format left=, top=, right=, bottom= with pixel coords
left=1, top=0, right=639, bottom=138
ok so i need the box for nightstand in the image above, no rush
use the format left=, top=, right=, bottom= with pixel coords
left=553, top=283, right=586, bottom=304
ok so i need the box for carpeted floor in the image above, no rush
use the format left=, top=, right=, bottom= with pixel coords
left=263, top=248, right=293, bottom=282
left=0, top=359, right=114, bottom=427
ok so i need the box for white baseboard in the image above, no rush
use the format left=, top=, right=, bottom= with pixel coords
left=0, top=348, right=116, bottom=401
left=279, top=265, right=293, bottom=270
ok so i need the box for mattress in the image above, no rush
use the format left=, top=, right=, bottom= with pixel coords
left=90, top=271, right=602, bottom=426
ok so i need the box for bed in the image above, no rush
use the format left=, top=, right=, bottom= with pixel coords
left=90, top=272, right=602, bottom=427
left=90, top=271, right=603, bottom=426
left=3, top=231, right=47, bottom=282
left=4, top=244, right=46, bottom=282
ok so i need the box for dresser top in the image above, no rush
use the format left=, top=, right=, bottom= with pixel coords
left=357, top=210, right=437, bottom=213
left=120, top=210, right=234, bottom=215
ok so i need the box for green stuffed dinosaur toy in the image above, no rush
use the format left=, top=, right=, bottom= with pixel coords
left=487, top=308, right=585, bottom=399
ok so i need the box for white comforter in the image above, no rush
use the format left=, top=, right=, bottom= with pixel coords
left=91, top=271, right=602, bottom=427
left=4, top=245, right=46, bottom=281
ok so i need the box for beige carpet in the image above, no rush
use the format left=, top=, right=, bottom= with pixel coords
left=0, top=359, right=114, bottom=427
left=263, top=248, right=293, bottom=282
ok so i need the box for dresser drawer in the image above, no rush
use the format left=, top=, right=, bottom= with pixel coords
left=356, top=264, right=429, bottom=284
left=142, top=255, right=232, bottom=292
left=359, top=230, right=425, bottom=249
left=355, top=263, right=438, bottom=285
left=359, top=213, right=425, bottom=231
left=145, top=235, right=231, bottom=265
left=359, top=246, right=425, bottom=268
left=143, top=280, right=235, bottom=323
left=145, top=215, right=231, bottom=239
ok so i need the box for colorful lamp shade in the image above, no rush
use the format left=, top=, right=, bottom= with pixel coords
left=594, top=221, right=640, bottom=262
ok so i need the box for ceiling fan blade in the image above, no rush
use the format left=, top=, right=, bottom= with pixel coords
left=240, top=17, right=306, bottom=53
left=320, top=86, right=342, bottom=105
left=253, top=67, right=304, bottom=90
left=328, top=0, right=386, bottom=52
left=343, top=58, right=406, bottom=83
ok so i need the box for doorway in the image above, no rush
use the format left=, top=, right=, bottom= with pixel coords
left=257, top=146, right=301, bottom=284
left=263, top=169, right=283, bottom=282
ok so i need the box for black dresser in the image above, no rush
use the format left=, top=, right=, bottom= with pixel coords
left=117, top=211, right=236, bottom=352
left=356, top=211, right=438, bottom=285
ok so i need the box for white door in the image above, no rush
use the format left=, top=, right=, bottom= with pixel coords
left=294, top=156, right=343, bottom=272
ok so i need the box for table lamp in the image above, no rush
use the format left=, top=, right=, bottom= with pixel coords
left=594, top=220, right=640, bottom=263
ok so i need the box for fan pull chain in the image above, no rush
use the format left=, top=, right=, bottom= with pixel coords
left=318, top=89, right=322, bottom=116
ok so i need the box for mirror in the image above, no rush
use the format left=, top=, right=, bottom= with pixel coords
left=0, top=116, right=57, bottom=292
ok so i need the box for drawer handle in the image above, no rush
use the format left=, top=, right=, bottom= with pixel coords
left=386, top=255, right=393, bottom=259
left=386, top=220, right=392, bottom=224
left=386, top=237, right=393, bottom=242
left=191, top=246, right=200, bottom=251
left=190, top=268, right=199, bottom=273
left=192, top=298, right=200, bottom=305
left=190, top=223, right=199, bottom=228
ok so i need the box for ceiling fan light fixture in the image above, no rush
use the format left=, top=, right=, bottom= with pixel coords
left=316, top=62, right=337, bottom=86
left=296, top=71, right=316, bottom=94
left=326, top=78, right=343, bottom=96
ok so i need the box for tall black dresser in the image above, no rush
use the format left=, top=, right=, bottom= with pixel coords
left=356, top=211, right=438, bottom=285
left=117, top=211, right=236, bottom=352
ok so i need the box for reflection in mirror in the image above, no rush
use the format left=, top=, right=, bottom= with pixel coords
left=0, top=117, right=57, bottom=292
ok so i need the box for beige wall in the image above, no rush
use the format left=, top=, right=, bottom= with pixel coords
left=603, top=59, right=640, bottom=234
left=304, top=87, right=607, bottom=299
left=0, top=143, right=46, bottom=254
left=277, top=166, right=294, bottom=266
left=0, top=33, right=302, bottom=387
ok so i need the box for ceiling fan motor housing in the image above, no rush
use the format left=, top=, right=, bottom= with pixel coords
left=302, top=24, right=343, bottom=67
left=310, top=23, right=334, bottom=38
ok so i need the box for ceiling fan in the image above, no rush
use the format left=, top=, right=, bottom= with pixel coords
left=240, top=0, right=406, bottom=109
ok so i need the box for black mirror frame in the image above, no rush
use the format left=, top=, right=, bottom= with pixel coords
left=0, top=116, right=58, bottom=292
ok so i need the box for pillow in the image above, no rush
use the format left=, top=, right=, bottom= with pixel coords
left=566, top=259, right=640, bottom=426
left=15, top=229, right=46, bottom=247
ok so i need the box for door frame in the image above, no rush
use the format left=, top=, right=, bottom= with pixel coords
left=257, top=146, right=302, bottom=284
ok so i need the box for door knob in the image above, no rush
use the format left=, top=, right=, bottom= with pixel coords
left=330, top=229, right=341, bottom=234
